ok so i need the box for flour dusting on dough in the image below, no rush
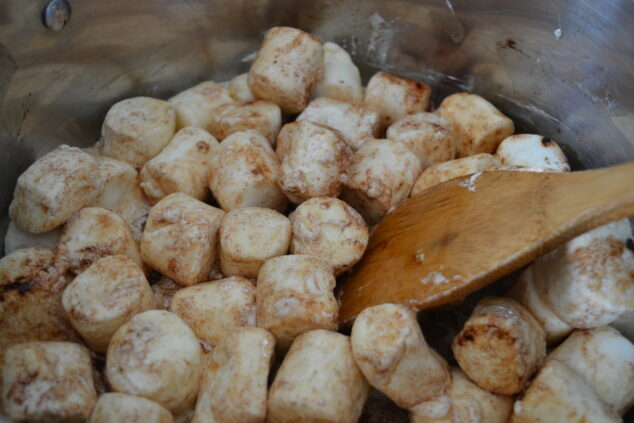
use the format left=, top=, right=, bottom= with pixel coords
left=420, top=271, right=450, bottom=285
left=458, top=172, right=483, bottom=192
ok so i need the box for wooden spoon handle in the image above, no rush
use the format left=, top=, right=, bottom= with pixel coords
left=535, top=161, right=634, bottom=255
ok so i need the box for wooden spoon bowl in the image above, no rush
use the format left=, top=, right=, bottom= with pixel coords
left=338, top=162, right=634, bottom=325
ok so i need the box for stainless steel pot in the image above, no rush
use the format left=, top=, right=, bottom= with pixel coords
left=1, top=0, right=633, bottom=420
left=1, top=0, right=633, bottom=252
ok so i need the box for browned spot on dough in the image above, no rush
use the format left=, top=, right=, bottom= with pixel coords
left=460, top=332, right=474, bottom=343
left=196, top=141, right=209, bottom=152
left=2, top=281, right=33, bottom=295
left=168, top=258, right=179, bottom=274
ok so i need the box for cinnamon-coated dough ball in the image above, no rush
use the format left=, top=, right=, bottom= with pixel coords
left=532, top=219, right=634, bottom=328
left=509, top=359, right=620, bottom=423
left=140, top=126, right=218, bottom=204
left=219, top=207, right=291, bottom=278
left=192, top=328, right=275, bottom=423
left=101, top=97, right=176, bottom=169
left=410, top=368, right=513, bottom=423
left=351, top=303, right=450, bottom=408
left=289, top=197, right=368, bottom=275
left=547, top=326, right=634, bottom=414
left=411, top=153, right=499, bottom=195
left=9, top=145, right=104, bottom=233
left=210, top=100, right=281, bottom=144
left=313, top=42, right=363, bottom=104
left=268, top=330, right=369, bottom=423
left=208, top=130, right=287, bottom=212
left=169, top=277, right=256, bottom=351
left=62, top=255, right=155, bottom=354
left=452, top=297, right=546, bottom=395
left=277, top=121, right=352, bottom=204
left=106, top=310, right=202, bottom=414
left=248, top=27, right=323, bottom=114
left=387, top=112, right=456, bottom=168
left=168, top=81, right=233, bottom=131
left=506, top=264, right=573, bottom=345
left=364, top=71, right=431, bottom=129
left=496, top=134, right=569, bottom=172
left=438, top=93, right=514, bottom=157
left=297, top=97, right=381, bottom=151
left=256, top=255, right=338, bottom=350
left=0, top=248, right=78, bottom=350
left=1, top=342, right=97, bottom=422
left=56, top=207, right=142, bottom=276
left=140, top=193, right=225, bottom=286
left=342, top=139, right=422, bottom=224
left=94, top=155, right=151, bottom=240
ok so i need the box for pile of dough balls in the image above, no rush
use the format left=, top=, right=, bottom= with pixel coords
left=2, top=25, right=633, bottom=423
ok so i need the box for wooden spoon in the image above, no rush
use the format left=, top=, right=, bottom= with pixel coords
left=338, top=162, right=634, bottom=325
